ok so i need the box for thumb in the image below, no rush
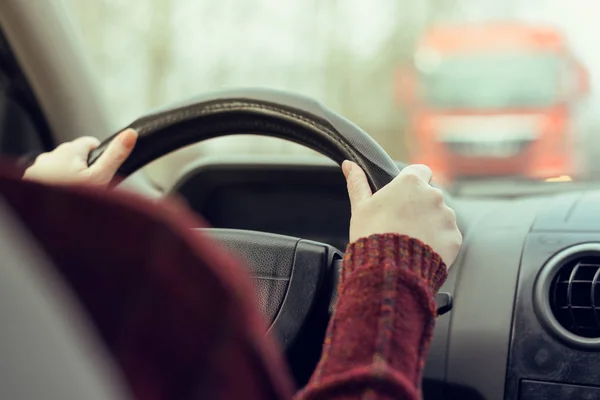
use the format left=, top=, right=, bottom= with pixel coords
left=86, top=129, right=138, bottom=183
left=342, top=160, right=372, bottom=211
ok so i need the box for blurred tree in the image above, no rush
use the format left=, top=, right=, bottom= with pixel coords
left=146, top=0, right=173, bottom=108
left=320, top=0, right=460, bottom=160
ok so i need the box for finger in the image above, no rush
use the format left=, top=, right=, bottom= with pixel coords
left=87, top=129, right=138, bottom=182
left=57, top=136, right=101, bottom=157
left=342, top=160, right=372, bottom=211
left=430, top=187, right=445, bottom=207
left=398, top=164, right=433, bottom=184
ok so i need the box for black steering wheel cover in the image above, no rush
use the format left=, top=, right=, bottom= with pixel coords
left=88, top=89, right=401, bottom=191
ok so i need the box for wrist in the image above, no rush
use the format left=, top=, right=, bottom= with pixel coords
left=344, top=233, right=447, bottom=293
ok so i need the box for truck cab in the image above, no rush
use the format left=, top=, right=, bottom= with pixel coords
left=395, top=22, right=590, bottom=185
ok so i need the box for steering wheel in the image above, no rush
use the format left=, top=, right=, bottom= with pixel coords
left=88, top=89, right=451, bottom=358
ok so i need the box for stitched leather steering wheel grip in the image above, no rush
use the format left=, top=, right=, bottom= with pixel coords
left=88, top=88, right=401, bottom=191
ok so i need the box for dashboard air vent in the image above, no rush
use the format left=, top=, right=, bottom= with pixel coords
left=534, top=243, right=600, bottom=348
left=550, top=257, right=600, bottom=338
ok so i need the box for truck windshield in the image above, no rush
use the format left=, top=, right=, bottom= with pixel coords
left=418, top=52, right=561, bottom=109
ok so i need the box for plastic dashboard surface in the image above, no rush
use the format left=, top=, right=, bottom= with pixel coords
left=169, top=156, right=600, bottom=400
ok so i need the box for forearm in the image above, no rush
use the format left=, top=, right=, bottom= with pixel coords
left=295, top=234, right=447, bottom=400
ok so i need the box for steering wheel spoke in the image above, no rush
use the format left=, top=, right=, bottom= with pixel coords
left=197, top=228, right=342, bottom=348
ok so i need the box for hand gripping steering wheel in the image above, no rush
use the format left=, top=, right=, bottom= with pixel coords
left=88, top=89, right=452, bottom=363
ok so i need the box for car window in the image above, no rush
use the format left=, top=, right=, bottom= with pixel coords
left=59, top=0, right=600, bottom=193
left=0, top=31, right=50, bottom=161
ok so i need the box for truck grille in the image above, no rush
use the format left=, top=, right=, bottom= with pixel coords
left=446, top=139, right=531, bottom=158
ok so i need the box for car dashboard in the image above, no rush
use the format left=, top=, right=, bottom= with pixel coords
left=172, top=158, right=351, bottom=248
left=169, top=155, right=600, bottom=400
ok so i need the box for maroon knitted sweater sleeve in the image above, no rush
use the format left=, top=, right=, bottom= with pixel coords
left=295, top=234, right=448, bottom=400
left=0, top=162, right=448, bottom=400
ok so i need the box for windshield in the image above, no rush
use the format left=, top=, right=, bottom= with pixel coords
left=59, top=0, right=599, bottom=193
left=418, top=53, right=561, bottom=109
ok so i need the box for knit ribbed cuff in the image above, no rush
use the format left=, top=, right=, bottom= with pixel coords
left=343, top=233, right=447, bottom=293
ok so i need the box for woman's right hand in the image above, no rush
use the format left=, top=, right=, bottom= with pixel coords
left=342, top=161, right=462, bottom=267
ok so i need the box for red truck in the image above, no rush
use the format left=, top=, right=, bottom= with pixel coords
left=395, top=22, right=590, bottom=185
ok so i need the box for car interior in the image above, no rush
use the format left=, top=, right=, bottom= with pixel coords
left=2, top=1, right=600, bottom=400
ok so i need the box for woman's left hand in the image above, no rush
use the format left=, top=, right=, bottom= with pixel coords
left=23, top=129, right=138, bottom=186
